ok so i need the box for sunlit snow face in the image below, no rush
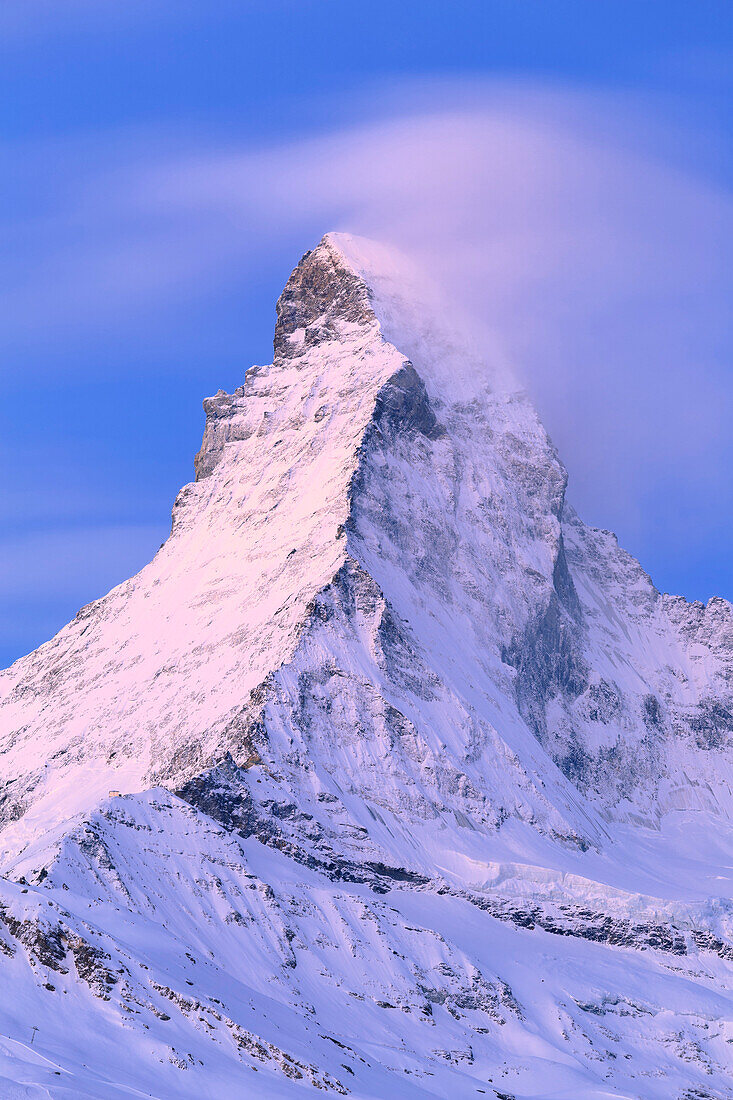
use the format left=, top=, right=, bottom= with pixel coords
left=2, top=81, right=730, bottom=670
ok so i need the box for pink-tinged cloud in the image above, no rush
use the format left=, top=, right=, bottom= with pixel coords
left=1, top=80, right=731, bottom=601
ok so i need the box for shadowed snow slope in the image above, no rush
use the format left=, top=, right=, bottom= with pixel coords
left=1, top=234, right=732, bottom=1098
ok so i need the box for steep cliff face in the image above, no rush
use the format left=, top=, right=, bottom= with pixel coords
left=0, top=238, right=404, bottom=847
left=1, top=234, right=732, bottom=1098
left=560, top=505, right=733, bottom=822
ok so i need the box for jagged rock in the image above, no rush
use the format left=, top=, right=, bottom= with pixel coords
left=1, top=233, right=732, bottom=1097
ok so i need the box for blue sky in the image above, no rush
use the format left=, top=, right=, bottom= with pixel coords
left=1, top=1, right=731, bottom=667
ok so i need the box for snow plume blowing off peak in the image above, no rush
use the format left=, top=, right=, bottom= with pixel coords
left=301, top=232, right=518, bottom=399
left=1, top=233, right=733, bottom=1098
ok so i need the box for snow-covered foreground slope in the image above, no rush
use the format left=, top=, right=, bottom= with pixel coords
left=2, top=788, right=733, bottom=1099
left=1, top=234, right=732, bottom=1097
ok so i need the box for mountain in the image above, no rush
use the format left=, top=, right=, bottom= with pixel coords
left=1, top=233, right=732, bottom=1099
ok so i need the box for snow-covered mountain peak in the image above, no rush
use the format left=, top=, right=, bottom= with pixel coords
left=2, top=233, right=733, bottom=1098
left=324, top=231, right=516, bottom=401
left=272, top=234, right=380, bottom=362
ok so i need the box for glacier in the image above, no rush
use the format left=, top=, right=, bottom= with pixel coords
left=0, top=233, right=732, bottom=1098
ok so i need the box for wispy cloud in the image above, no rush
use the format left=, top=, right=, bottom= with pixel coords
left=4, top=84, right=730, bottom=360
left=2, top=79, right=731, bottom=625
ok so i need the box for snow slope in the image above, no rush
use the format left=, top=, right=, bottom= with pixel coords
left=1, top=234, right=732, bottom=1098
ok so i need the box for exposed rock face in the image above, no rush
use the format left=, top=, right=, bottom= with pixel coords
left=1, top=233, right=732, bottom=1098
left=194, top=387, right=249, bottom=480
left=273, top=240, right=376, bottom=360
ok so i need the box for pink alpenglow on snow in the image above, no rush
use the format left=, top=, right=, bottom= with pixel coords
left=1, top=235, right=733, bottom=1098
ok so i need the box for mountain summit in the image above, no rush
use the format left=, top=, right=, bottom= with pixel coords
left=1, top=234, right=732, bottom=1098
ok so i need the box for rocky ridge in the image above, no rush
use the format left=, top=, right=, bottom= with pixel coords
left=0, top=234, right=732, bottom=1098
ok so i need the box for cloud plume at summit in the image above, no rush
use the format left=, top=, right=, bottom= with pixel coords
left=2, top=78, right=731, bottom=661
